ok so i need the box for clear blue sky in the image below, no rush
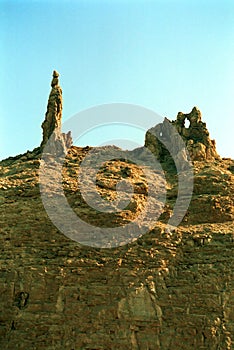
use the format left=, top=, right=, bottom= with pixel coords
left=1, top=0, right=234, bottom=160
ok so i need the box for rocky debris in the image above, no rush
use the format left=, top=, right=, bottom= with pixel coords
left=145, top=107, right=220, bottom=164
left=40, top=70, right=72, bottom=155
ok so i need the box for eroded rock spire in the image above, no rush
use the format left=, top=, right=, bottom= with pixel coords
left=41, top=70, right=62, bottom=147
left=40, top=70, right=72, bottom=154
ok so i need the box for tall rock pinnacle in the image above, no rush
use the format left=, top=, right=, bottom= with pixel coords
left=40, top=71, right=72, bottom=154
left=41, top=70, right=63, bottom=147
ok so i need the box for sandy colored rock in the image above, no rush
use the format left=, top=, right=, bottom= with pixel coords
left=0, top=74, right=233, bottom=349
left=0, top=144, right=234, bottom=349
left=145, top=106, right=220, bottom=164
left=40, top=70, right=72, bottom=155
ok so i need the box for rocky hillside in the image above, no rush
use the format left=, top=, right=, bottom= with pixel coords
left=0, top=72, right=234, bottom=349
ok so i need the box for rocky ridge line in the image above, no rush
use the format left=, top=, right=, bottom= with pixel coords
left=0, top=71, right=234, bottom=349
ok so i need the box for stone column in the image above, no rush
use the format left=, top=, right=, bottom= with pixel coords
left=40, top=71, right=72, bottom=155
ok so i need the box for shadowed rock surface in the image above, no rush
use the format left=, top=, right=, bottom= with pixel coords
left=0, top=73, right=234, bottom=349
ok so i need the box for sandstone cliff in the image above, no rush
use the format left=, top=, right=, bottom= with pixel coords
left=0, top=73, right=234, bottom=350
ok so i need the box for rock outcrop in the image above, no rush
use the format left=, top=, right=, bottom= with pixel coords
left=0, top=147, right=234, bottom=349
left=145, top=107, right=220, bottom=164
left=0, top=74, right=233, bottom=349
left=40, top=70, right=72, bottom=154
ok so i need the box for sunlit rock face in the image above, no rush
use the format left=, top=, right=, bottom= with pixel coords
left=0, top=73, right=234, bottom=349
left=40, top=70, right=72, bottom=155
left=145, top=107, right=220, bottom=162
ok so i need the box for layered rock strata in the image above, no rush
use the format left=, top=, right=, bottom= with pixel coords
left=0, top=148, right=234, bottom=349
left=0, top=73, right=233, bottom=349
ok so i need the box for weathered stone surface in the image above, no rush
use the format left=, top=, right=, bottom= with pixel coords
left=145, top=107, right=220, bottom=164
left=40, top=71, right=72, bottom=155
left=41, top=70, right=62, bottom=147
left=0, top=74, right=234, bottom=349
left=0, top=145, right=234, bottom=349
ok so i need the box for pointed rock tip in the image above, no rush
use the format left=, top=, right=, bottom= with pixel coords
left=192, top=106, right=200, bottom=113
left=53, top=70, right=59, bottom=77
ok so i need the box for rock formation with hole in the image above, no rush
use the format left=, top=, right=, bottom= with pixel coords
left=145, top=107, right=220, bottom=164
